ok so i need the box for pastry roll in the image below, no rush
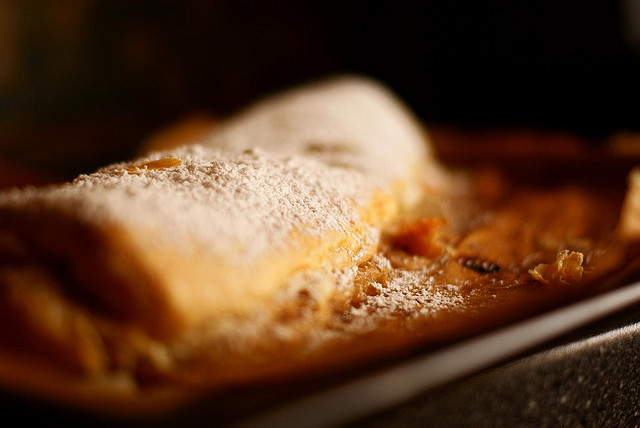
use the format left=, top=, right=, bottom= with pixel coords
left=0, top=77, right=435, bottom=400
left=4, top=76, right=634, bottom=418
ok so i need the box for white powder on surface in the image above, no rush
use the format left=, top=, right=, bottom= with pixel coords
left=0, top=145, right=381, bottom=264
left=337, top=254, right=465, bottom=334
left=201, top=76, right=430, bottom=184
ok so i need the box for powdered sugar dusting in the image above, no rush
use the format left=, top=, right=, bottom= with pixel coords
left=201, top=76, right=430, bottom=184
left=1, top=145, right=380, bottom=264
left=340, top=254, right=465, bottom=332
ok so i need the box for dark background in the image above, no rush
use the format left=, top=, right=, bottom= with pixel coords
left=1, top=0, right=639, bottom=177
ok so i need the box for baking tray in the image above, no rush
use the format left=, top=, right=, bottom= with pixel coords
left=5, top=278, right=640, bottom=427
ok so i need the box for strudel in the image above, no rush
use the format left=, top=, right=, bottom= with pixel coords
left=0, top=76, right=637, bottom=414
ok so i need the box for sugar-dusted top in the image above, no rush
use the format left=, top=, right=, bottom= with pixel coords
left=2, top=145, right=378, bottom=264
left=201, top=76, right=430, bottom=183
